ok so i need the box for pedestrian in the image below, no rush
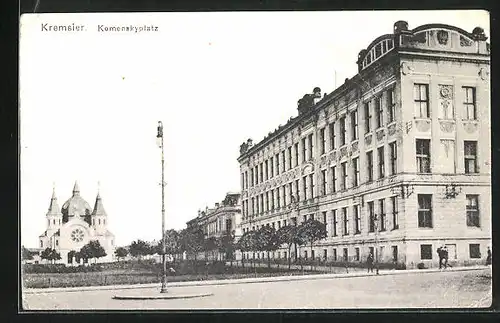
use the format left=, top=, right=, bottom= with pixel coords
left=442, top=246, right=449, bottom=269
left=367, top=252, right=374, bottom=273
left=437, top=246, right=443, bottom=269
left=486, top=247, right=492, bottom=266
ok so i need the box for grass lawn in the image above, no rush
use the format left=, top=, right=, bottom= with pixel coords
left=22, top=261, right=322, bottom=289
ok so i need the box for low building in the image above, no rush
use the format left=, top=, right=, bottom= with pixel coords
left=237, top=21, right=490, bottom=269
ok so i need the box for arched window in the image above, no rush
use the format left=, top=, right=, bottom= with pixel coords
left=40, top=241, right=43, bottom=248
left=53, top=219, right=55, bottom=225
left=92, top=219, right=95, bottom=225
left=98, top=219, right=101, bottom=225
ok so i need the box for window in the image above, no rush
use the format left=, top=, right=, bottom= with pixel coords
left=320, top=128, right=326, bottom=155
left=355, top=247, right=360, bottom=261
left=367, top=151, right=374, bottom=182
left=418, top=194, right=433, bottom=228
left=379, top=199, right=386, bottom=231
left=282, top=186, right=286, bottom=206
left=351, top=110, right=358, bottom=140
left=343, top=248, right=348, bottom=261
left=364, top=102, right=372, bottom=133
left=333, top=248, right=337, bottom=261
left=463, top=86, right=476, bottom=120
left=322, top=211, right=327, bottom=226
left=389, top=142, right=397, bottom=175
left=250, top=169, right=254, bottom=186
left=302, top=138, right=307, bottom=162
left=391, top=196, right=399, bottom=229
left=353, top=157, right=360, bottom=187
left=40, top=241, right=43, bottom=248
left=469, top=244, right=481, bottom=258
left=252, top=197, right=255, bottom=215
left=309, top=174, right=314, bottom=198
left=377, top=147, right=385, bottom=179
left=265, top=160, right=269, bottom=180
left=323, top=249, right=328, bottom=261
left=304, top=250, right=308, bottom=260
left=321, top=169, right=327, bottom=195
left=368, top=201, right=375, bottom=232
left=302, top=176, right=307, bottom=200
left=295, top=179, right=300, bottom=201
left=332, top=210, right=338, bottom=236
left=340, top=117, right=346, bottom=146
left=289, top=183, right=293, bottom=204
left=275, top=154, right=280, bottom=176
left=308, top=134, right=314, bottom=159
left=260, top=163, right=264, bottom=182
left=331, top=166, right=337, bottom=193
left=354, top=205, right=361, bottom=234
left=416, top=139, right=431, bottom=173
left=269, top=158, right=273, bottom=178
left=375, top=97, right=384, bottom=128
left=466, top=195, right=480, bottom=227
left=303, top=215, right=307, bottom=223
left=329, top=122, right=336, bottom=150
left=261, top=193, right=265, bottom=212
left=98, top=218, right=101, bottom=225
left=265, top=192, right=269, bottom=211
left=270, top=191, right=274, bottom=210
left=420, top=244, right=432, bottom=260
left=414, top=84, right=430, bottom=118
left=311, top=250, right=315, bottom=260
left=277, top=220, right=281, bottom=228
left=294, top=143, right=299, bottom=166
left=464, top=141, right=478, bottom=173
left=275, top=189, right=280, bottom=208
left=343, top=207, right=349, bottom=235
left=56, top=240, right=59, bottom=246
left=341, top=162, right=347, bottom=190
left=288, top=146, right=293, bottom=170
left=281, top=151, right=286, bottom=173
left=388, top=88, right=396, bottom=123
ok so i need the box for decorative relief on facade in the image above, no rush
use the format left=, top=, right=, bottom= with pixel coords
left=415, top=119, right=431, bottom=132
left=400, top=62, right=412, bottom=75
left=439, top=120, right=455, bottom=133
left=463, top=121, right=478, bottom=134
left=351, top=141, right=359, bottom=153
left=437, top=30, right=449, bottom=45
left=440, top=140, right=454, bottom=158
left=376, top=129, right=385, bottom=142
left=340, top=146, right=348, bottom=158
left=479, top=67, right=490, bottom=81
left=301, top=162, right=314, bottom=175
left=364, top=134, right=373, bottom=146
left=439, top=85, right=453, bottom=99
left=388, top=123, right=396, bottom=136
left=460, top=35, right=473, bottom=47
left=438, top=84, right=454, bottom=120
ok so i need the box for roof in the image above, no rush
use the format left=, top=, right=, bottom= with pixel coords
left=91, top=192, right=107, bottom=216
left=46, top=187, right=62, bottom=216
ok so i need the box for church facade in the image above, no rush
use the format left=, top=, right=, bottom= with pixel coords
left=38, top=182, right=116, bottom=264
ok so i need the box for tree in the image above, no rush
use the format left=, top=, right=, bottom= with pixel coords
left=89, top=240, right=107, bottom=263
left=156, top=229, right=181, bottom=261
left=276, top=224, right=304, bottom=269
left=50, top=249, right=61, bottom=264
left=217, top=231, right=236, bottom=262
left=297, top=218, right=327, bottom=267
left=21, top=246, right=34, bottom=262
left=67, top=250, right=77, bottom=264
left=255, top=226, right=281, bottom=268
left=128, top=239, right=151, bottom=261
left=114, top=247, right=129, bottom=262
left=40, top=247, right=53, bottom=263
left=179, top=227, right=204, bottom=262
left=204, top=236, right=218, bottom=261
left=236, top=230, right=258, bottom=268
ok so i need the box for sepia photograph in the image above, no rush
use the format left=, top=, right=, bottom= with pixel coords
left=19, top=10, right=491, bottom=310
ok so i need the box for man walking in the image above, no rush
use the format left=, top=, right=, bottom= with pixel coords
left=442, top=246, right=449, bottom=269
left=367, top=252, right=374, bottom=273
left=486, top=247, right=492, bottom=266
left=437, top=246, right=444, bottom=269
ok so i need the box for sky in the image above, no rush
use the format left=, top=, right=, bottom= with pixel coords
left=20, top=10, right=490, bottom=247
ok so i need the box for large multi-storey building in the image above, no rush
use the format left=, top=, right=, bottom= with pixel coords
left=186, top=192, right=243, bottom=259
left=237, top=21, right=490, bottom=269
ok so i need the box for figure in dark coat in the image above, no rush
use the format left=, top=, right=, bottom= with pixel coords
left=486, top=247, right=492, bottom=266
left=367, top=252, right=374, bottom=273
left=437, top=246, right=444, bottom=269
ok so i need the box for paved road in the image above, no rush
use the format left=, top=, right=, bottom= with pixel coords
left=23, top=268, right=492, bottom=310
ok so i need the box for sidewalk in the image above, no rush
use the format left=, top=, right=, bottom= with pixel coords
left=23, top=264, right=490, bottom=294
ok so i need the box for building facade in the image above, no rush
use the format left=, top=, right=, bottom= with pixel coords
left=237, top=21, right=490, bottom=269
left=186, top=192, right=242, bottom=260
left=38, top=182, right=116, bottom=264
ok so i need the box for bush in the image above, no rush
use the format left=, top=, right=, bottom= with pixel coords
left=417, top=262, right=426, bottom=270
left=23, top=263, right=104, bottom=274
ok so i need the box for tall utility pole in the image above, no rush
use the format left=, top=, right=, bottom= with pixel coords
left=157, top=121, right=167, bottom=293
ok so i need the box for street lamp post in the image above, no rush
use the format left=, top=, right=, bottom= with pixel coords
left=157, top=121, right=167, bottom=293
left=374, top=214, right=380, bottom=275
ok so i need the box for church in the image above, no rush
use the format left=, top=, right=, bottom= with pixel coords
left=38, top=181, right=115, bottom=264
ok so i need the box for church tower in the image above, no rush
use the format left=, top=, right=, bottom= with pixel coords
left=91, top=186, right=108, bottom=235
left=45, top=184, right=62, bottom=239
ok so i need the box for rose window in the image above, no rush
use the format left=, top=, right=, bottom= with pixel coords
left=71, top=228, right=84, bottom=243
